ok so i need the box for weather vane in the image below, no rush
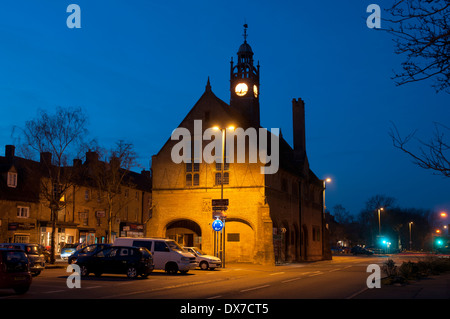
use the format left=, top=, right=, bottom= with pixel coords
left=243, top=23, right=248, bottom=42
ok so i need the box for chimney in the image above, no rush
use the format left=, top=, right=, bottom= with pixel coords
left=141, top=169, right=151, bottom=179
left=73, top=159, right=82, bottom=167
left=5, top=145, right=15, bottom=160
left=86, top=151, right=99, bottom=163
left=40, top=152, right=52, bottom=165
left=292, top=98, right=306, bottom=161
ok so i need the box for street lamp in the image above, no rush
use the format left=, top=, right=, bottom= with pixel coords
left=212, top=125, right=235, bottom=268
left=409, top=222, right=413, bottom=251
left=377, top=207, right=384, bottom=236
left=322, top=177, right=332, bottom=259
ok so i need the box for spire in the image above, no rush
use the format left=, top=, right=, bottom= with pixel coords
left=205, top=76, right=212, bottom=92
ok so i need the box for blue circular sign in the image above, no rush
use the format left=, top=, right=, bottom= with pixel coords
left=212, top=219, right=224, bottom=231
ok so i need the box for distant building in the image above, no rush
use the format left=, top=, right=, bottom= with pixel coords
left=0, top=145, right=151, bottom=251
left=149, top=26, right=331, bottom=264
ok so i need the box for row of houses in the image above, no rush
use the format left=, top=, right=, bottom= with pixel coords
left=0, top=145, right=152, bottom=253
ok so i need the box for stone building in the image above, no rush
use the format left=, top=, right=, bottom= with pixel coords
left=0, top=145, right=151, bottom=251
left=149, top=27, right=330, bottom=264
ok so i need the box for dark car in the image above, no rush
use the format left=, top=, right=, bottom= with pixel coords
left=75, top=246, right=154, bottom=279
left=68, top=244, right=111, bottom=264
left=0, top=248, right=32, bottom=294
left=0, top=243, right=46, bottom=276
left=351, top=246, right=374, bottom=255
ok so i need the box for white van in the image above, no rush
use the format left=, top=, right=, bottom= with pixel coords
left=113, top=237, right=197, bottom=274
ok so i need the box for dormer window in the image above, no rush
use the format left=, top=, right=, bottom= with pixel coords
left=7, top=172, right=17, bottom=188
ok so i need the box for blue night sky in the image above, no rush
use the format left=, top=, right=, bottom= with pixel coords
left=0, top=1, right=448, bottom=216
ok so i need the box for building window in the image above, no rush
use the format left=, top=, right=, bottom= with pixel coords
left=84, top=189, right=90, bottom=201
left=215, top=172, right=229, bottom=185
left=14, top=235, right=30, bottom=243
left=215, top=162, right=229, bottom=171
left=186, top=173, right=192, bottom=186
left=7, top=172, right=17, bottom=188
left=79, top=210, right=89, bottom=226
left=215, top=159, right=229, bottom=185
left=17, top=206, right=29, bottom=218
left=186, top=163, right=200, bottom=187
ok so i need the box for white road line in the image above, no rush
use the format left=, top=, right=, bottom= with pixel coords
left=328, top=268, right=342, bottom=272
left=207, top=295, right=223, bottom=299
left=269, top=272, right=285, bottom=276
left=281, top=277, right=302, bottom=283
left=240, top=284, right=270, bottom=293
left=345, top=287, right=369, bottom=299
left=43, top=290, right=65, bottom=294
left=307, top=272, right=323, bottom=277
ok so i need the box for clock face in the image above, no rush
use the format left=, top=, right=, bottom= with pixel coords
left=235, top=83, right=248, bottom=96
left=253, top=85, right=258, bottom=98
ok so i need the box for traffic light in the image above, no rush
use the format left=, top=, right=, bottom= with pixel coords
left=435, top=237, right=444, bottom=247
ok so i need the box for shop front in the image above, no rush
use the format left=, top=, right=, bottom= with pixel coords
left=119, top=222, right=144, bottom=238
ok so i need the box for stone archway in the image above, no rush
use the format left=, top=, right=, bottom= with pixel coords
left=165, top=219, right=202, bottom=248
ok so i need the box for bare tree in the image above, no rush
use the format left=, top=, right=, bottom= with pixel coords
left=383, top=0, right=450, bottom=93
left=14, top=107, right=89, bottom=263
left=390, top=122, right=450, bottom=177
left=88, top=140, right=138, bottom=243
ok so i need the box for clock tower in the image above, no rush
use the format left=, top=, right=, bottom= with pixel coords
left=230, top=24, right=260, bottom=128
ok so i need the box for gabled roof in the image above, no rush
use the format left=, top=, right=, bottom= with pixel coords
left=153, top=80, right=322, bottom=186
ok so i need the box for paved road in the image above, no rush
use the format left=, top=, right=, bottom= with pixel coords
left=0, top=255, right=387, bottom=300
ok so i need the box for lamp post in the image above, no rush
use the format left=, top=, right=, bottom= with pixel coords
left=322, top=177, right=332, bottom=259
left=408, top=222, right=413, bottom=251
left=212, top=125, right=235, bottom=268
left=377, top=207, right=384, bottom=236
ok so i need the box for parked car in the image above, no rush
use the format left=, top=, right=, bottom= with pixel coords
left=351, top=246, right=374, bottom=255
left=68, top=244, right=111, bottom=264
left=0, top=248, right=32, bottom=294
left=75, top=246, right=154, bottom=279
left=60, top=243, right=79, bottom=260
left=113, top=237, right=197, bottom=274
left=0, top=243, right=45, bottom=276
left=184, top=247, right=221, bottom=270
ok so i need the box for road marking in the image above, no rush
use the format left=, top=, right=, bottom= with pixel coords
left=207, top=295, right=223, bottom=299
left=269, top=272, right=285, bottom=276
left=343, top=266, right=353, bottom=269
left=240, top=284, right=270, bottom=293
left=43, top=290, right=65, bottom=294
left=281, top=277, right=302, bottom=283
left=328, top=268, right=342, bottom=272
left=346, top=287, right=369, bottom=299
left=307, top=272, right=323, bottom=277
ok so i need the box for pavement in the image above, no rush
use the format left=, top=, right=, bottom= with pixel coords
left=45, top=258, right=450, bottom=299
left=352, top=272, right=450, bottom=299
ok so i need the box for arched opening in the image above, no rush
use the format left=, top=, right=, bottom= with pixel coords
left=224, top=219, right=255, bottom=263
left=165, top=219, right=202, bottom=249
